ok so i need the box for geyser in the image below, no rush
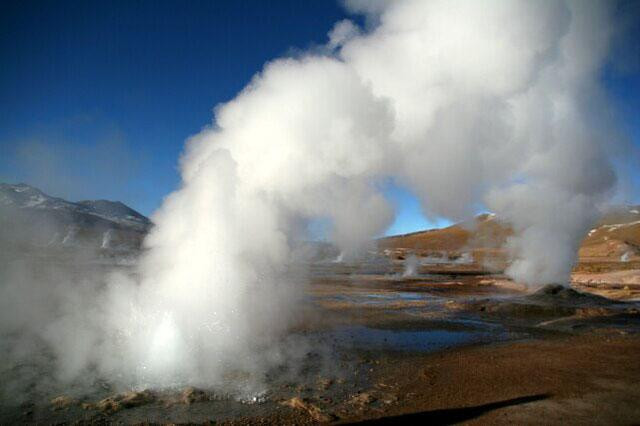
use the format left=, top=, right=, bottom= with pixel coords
left=0, top=0, right=629, bottom=395
left=122, top=0, right=619, bottom=388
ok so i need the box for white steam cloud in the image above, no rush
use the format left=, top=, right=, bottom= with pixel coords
left=1, top=0, right=628, bottom=395
left=163, top=0, right=619, bottom=289
left=123, top=0, right=619, bottom=386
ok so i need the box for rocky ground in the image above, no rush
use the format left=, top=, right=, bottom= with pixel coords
left=2, top=258, right=639, bottom=425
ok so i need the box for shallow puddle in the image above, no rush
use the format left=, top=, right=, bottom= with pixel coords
left=320, top=323, right=513, bottom=353
left=317, top=290, right=440, bottom=307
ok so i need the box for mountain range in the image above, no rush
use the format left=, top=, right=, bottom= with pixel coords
left=0, top=183, right=150, bottom=251
left=2, top=182, right=638, bottom=265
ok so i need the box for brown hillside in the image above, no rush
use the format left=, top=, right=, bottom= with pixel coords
left=379, top=207, right=640, bottom=265
left=378, top=214, right=511, bottom=252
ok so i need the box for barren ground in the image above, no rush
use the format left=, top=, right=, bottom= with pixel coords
left=2, top=257, right=639, bottom=425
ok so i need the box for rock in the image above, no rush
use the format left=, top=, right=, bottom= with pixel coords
left=375, top=382, right=397, bottom=391
left=281, top=397, right=334, bottom=422
left=50, top=395, right=76, bottom=410
left=349, top=392, right=376, bottom=407
left=181, top=387, right=208, bottom=405
left=94, top=396, right=121, bottom=414
left=576, top=307, right=611, bottom=318
left=317, top=378, right=333, bottom=390
left=444, top=300, right=465, bottom=310
left=378, top=392, right=398, bottom=404
left=88, top=390, right=155, bottom=414
left=529, top=284, right=610, bottom=305
left=120, top=390, right=154, bottom=408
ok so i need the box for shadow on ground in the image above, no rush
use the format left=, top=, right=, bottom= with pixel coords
left=346, top=393, right=550, bottom=425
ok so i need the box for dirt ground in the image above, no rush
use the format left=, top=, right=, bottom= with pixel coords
left=343, top=334, right=640, bottom=425
left=2, top=262, right=639, bottom=425
left=234, top=333, right=640, bottom=425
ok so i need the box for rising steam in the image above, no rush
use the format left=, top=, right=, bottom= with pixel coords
left=0, top=0, right=626, bottom=395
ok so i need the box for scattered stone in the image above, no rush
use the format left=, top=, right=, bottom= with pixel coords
left=181, top=387, right=208, bottom=405
left=94, top=396, right=121, bottom=414
left=281, top=397, right=334, bottom=422
left=120, top=390, right=154, bottom=408
left=349, top=392, right=376, bottom=407
left=379, top=392, right=398, bottom=404
left=50, top=395, right=76, bottom=410
left=86, top=390, right=155, bottom=414
left=576, top=307, right=611, bottom=318
left=444, top=300, right=465, bottom=310
left=317, top=378, right=333, bottom=390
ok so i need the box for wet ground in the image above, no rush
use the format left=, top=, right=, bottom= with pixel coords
left=2, top=260, right=640, bottom=424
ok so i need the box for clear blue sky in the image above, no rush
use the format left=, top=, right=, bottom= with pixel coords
left=1, top=0, right=638, bottom=235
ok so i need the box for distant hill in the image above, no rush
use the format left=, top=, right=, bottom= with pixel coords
left=379, top=213, right=510, bottom=251
left=379, top=207, right=640, bottom=265
left=0, top=183, right=150, bottom=251
left=579, top=206, right=640, bottom=262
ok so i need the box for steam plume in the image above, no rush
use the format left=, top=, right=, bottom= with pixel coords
left=119, top=0, right=619, bottom=387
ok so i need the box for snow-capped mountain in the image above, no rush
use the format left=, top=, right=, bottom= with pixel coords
left=0, top=183, right=73, bottom=209
left=0, top=183, right=150, bottom=250
left=76, top=199, right=150, bottom=231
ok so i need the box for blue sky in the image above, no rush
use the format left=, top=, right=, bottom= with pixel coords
left=1, top=0, right=638, bottom=235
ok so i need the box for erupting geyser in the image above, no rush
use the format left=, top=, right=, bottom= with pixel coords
left=122, top=0, right=621, bottom=389
left=0, top=0, right=629, bottom=395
